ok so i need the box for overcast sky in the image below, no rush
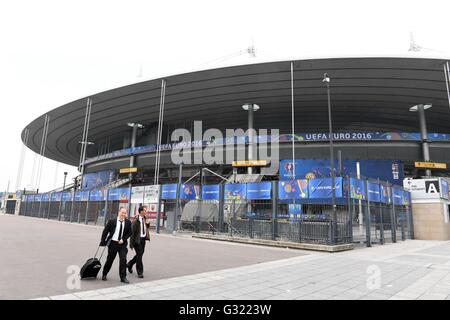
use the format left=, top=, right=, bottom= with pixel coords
left=1, top=0, right=449, bottom=193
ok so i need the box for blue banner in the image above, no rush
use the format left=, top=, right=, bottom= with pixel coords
left=278, top=180, right=308, bottom=199
left=380, top=185, right=391, bottom=204
left=62, top=192, right=73, bottom=202
left=246, top=182, right=272, bottom=200
left=80, top=191, right=89, bottom=202
left=42, top=194, right=50, bottom=202
left=202, top=184, right=220, bottom=200
left=89, top=189, right=107, bottom=201
left=350, top=178, right=366, bottom=200
left=161, top=184, right=178, bottom=200
left=308, top=178, right=343, bottom=198
left=441, top=179, right=449, bottom=200
left=288, top=203, right=303, bottom=221
left=107, top=189, right=119, bottom=201
left=51, top=193, right=62, bottom=202
left=180, top=184, right=200, bottom=200
left=392, top=187, right=405, bottom=205
left=74, top=192, right=82, bottom=201
left=81, top=170, right=116, bottom=190
left=367, top=182, right=381, bottom=202
left=27, top=195, right=34, bottom=202
left=279, top=132, right=450, bottom=142
left=279, top=159, right=403, bottom=185
left=224, top=184, right=246, bottom=200
left=403, top=190, right=411, bottom=204
left=116, top=188, right=130, bottom=201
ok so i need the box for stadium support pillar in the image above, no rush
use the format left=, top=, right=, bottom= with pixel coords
left=410, top=104, right=432, bottom=177
left=418, top=105, right=430, bottom=177
left=323, top=73, right=337, bottom=245
left=444, top=62, right=450, bottom=110
left=407, top=194, right=414, bottom=239
left=78, top=98, right=92, bottom=190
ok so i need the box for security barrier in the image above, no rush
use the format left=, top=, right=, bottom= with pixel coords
left=17, top=177, right=412, bottom=247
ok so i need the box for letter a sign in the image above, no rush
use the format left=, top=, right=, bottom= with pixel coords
left=425, top=180, right=440, bottom=194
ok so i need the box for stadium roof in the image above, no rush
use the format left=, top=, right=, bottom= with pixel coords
left=22, top=56, right=450, bottom=166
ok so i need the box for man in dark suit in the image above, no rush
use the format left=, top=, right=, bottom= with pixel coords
left=100, top=207, right=132, bottom=283
left=127, top=206, right=150, bottom=278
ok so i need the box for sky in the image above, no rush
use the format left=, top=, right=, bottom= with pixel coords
left=1, top=0, right=450, bottom=193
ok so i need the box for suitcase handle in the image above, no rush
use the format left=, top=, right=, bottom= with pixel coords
left=93, top=239, right=110, bottom=261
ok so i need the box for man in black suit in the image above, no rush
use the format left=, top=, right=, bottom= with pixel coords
left=100, top=207, right=132, bottom=284
left=127, top=206, right=150, bottom=278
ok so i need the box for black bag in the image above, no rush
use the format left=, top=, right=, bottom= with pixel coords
left=80, top=245, right=107, bottom=280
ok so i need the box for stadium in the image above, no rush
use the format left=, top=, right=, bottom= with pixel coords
left=16, top=56, right=450, bottom=248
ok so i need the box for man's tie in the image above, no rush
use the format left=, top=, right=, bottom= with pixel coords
left=118, top=220, right=123, bottom=241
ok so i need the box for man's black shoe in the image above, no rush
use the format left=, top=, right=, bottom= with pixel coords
left=121, top=278, right=130, bottom=284
left=138, top=274, right=144, bottom=279
left=127, top=264, right=133, bottom=274
left=102, top=275, right=107, bottom=281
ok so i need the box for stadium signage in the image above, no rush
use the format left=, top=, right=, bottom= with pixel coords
left=83, top=131, right=450, bottom=166
left=119, top=167, right=138, bottom=174
left=232, top=160, right=268, bottom=167
left=414, top=162, right=447, bottom=169
left=403, top=178, right=449, bottom=200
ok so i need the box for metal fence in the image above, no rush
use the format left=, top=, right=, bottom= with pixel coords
left=17, top=177, right=413, bottom=248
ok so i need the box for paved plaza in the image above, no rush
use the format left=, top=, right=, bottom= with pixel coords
left=0, top=214, right=303, bottom=299
left=3, top=214, right=450, bottom=300
left=40, top=239, right=450, bottom=300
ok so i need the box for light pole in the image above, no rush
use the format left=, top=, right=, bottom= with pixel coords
left=126, top=122, right=144, bottom=216
left=241, top=103, right=260, bottom=174
left=323, top=73, right=337, bottom=244
left=78, top=141, right=94, bottom=189
left=63, top=172, right=68, bottom=191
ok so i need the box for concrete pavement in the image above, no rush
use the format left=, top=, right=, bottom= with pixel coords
left=4, top=213, right=450, bottom=300
left=0, top=214, right=304, bottom=299
left=40, top=239, right=450, bottom=300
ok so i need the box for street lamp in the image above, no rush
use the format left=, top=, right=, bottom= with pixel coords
left=63, top=172, right=68, bottom=190
left=241, top=104, right=260, bottom=175
left=127, top=122, right=145, bottom=129
left=323, top=73, right=337, bottom=244
left=78, top=140, right=94, bottom=189
left=126, top=122, right=144, bottom=216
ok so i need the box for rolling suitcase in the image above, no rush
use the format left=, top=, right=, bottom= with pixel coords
left=80, top=245, right=107, bottom=279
